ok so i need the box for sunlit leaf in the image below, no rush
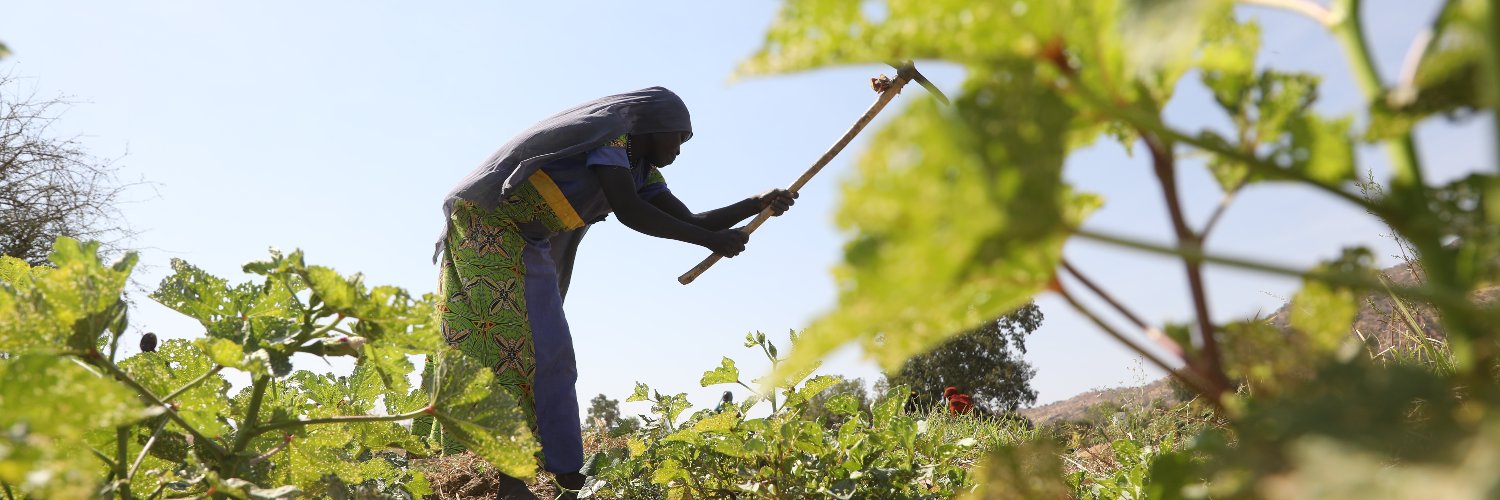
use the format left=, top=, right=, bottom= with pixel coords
left=699, top=357, right=740, bottom=387
left=428, top=350, right=539, bottom=478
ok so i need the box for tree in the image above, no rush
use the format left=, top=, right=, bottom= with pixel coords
left=585, top=393, right=640, bottom=437
left=887, top=302, right=1043, bottom=413
left=1, top=75, right=136, bottom=265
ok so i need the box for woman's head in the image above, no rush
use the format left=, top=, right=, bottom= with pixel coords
left=621, top=87, right=692, bottom=168
left=630, top=131, right=690, bottom=168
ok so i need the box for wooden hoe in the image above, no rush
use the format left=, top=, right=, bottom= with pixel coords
left=677, top=61, right=950, bottom=285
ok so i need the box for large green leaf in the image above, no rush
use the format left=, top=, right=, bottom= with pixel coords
left=699, top=357, right=740, bottom=387
left=0, top=354, right=151, bottom=498
left=428, top=350, right=539, bottom=478
left=0, top=238, right=135, bottom=356
left=773, top=64, right=1098, bottom=382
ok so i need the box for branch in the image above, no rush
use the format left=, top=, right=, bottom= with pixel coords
left=1060, top=260, right=1185, bottom=358
left=1238, top=0, right=1336, bottom=26
left=161, top=365, right=224, bottom=403
left=1058, top=71, right=1391, bottom=221
left=1072, top=228, right=1478, bottom=311
left=1144, top=134, right=1233, bottom=395
left=86, top=354, right=229, bottom=458
left=250, top=408, right=430, bottom=438
left=1329, top=0, right=1426, bottom=187
left=1053, top=283, right=1227, bottom=411
left=128, top=418, right=170, bottom=480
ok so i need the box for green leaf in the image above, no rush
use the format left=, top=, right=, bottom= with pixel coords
left=303, top=266, right=360, bottom=315
left=698, top=357, right=740, bottom=387
left=961, top=439, right=1070, bottom=499
left=627, top=382, right=650, bottom=403
left=198, top=338, right=272, bottom=378
left=0, top=354, right=151, bottom=497
left=872, top=385, right=908, bottom=427
left=151, top=258, right=235, bottom=328
left=0, top=256, right=31, bottom=285
left=825, top=393, right=861, bottom=416
left=120, top=339, right=233, bottom=439
left=771, top=64, right=1099, bottom=384
left=1289, top=248, right=1372, bottom=353
left=1285, top=114, right=1356, bottom=186
left=428, top=350, right=540, bottom=479
left=785, top=374, right=841, bottom=407
left=1198, top=16, right=1261, bottom=112
left=0, top=238, right=136, bottom=356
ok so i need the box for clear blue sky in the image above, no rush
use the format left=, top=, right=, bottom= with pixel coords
left=2, top=1, right=1491, bottom=418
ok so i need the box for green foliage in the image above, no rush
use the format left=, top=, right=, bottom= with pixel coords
left=743, top=0, right=1500, bottom=497
left=590, top=338, right=1025, bottom=499
left=0, top=239, right=531, bottom=498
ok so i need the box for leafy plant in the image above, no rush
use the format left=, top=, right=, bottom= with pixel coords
left=742, top=0, right=1499, bottom=496
left=0, top=238, right=536, bottom=498
left=586, top=334, right=1027, bottom=499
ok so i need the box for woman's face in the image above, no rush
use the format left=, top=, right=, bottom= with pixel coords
left=639, top=132, right=689, bottom=168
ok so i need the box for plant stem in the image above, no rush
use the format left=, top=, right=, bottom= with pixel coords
left=1054, top=283, right=1226, bottom=412
left=1072, top=228, right=1478, bottom=311
left=1330, top=0, right=1426, bottom=188
left=1, top=481, right=12, bottom=500
left=128, top=418, right=170, bottom=479
left=231, top=377, right=271, bottom=454
left=1060, top=260, right=1185, bottom=358
left=87, top=356, right=229, bottom=458
left=115, top=426, right=133, bottom=499
left=1239, top=0, right=1334, bottom=25
left=1060, top=71, right=1391, bottom=220
left=250, top=408, right=431, bottom=438
left=90, top=446, right=117, bottom=469
left=161, top=365, right=224, bottom=403
left=1145, top=134, right=1233, bottom=395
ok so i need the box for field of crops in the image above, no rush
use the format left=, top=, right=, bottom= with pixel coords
left=4, top=0, right=1499, bottom=498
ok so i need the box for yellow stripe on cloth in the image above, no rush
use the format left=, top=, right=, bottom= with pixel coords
left=529, top=170, right=585, bottom=229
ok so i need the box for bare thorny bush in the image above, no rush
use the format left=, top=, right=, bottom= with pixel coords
left=0, top=73, right=143, bottom=266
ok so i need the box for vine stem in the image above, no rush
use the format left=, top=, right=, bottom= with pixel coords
left=1072, top=228, right=1477, bottom=311
left=1144, top=133, right=1234, bottom=395
left=161, top=365, right=223, bottom=403
left=1060, top=260, right=1185, bottom=358
left=1239, top=0, right=1334, bottom=26
left=1053, top=282, right=1226, bottom=412
left=128, top=418, right=171, bottom=479
left=1330, top=0, right=1426, bottom=188
left=115, top=426, right=132, bottom=499
left=87, top=355, right=229, bottom=458
left=250, top=408, right=430, bottom=438
left=231, top=377, right=271, bottom=454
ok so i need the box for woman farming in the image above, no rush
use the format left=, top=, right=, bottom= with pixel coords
left=433, top=87, right=795, bottom=493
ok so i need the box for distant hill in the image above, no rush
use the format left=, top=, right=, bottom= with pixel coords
left=1019, top=379, right=1177, bottom=424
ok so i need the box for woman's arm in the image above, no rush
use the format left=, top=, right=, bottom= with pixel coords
left=649, top=189, right=797, bottom=231
left=593, top=166, right=748, bottom=256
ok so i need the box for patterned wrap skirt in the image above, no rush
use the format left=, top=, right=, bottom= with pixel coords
left=434, top=182, right=583, bottom=474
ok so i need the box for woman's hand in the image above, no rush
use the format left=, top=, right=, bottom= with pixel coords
left=704, top=228, right=749, bottom=257
left=754, top=189, right=798, bottom=216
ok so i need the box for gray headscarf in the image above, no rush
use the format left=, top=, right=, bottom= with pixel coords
left=435, top=87, right=693, bottom=291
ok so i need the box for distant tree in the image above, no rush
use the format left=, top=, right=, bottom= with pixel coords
left=585, top=393, right=641, bottom=437
left=801, top=377, right=871, bottom=429
left=1, top=75, right=137, bottom=265
left=887, top=302, right=1043, bottom=413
